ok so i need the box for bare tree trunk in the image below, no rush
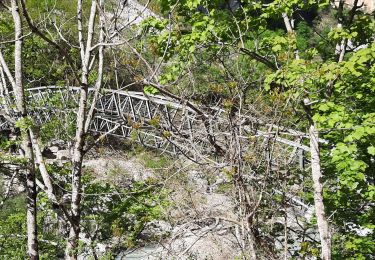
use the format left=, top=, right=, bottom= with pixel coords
left=66, top=1, right=98, bottom=258
left=282, top=12, right=294, bottom=34
left=84, top=0, right=105, bottom=132
left=10, top=0, right=39, bottom=258
left=24, top=133, right=38, bottom=260
left=309, top=124, right=331, bottom=260
left=282, top=12, right=299, bottom=59
left=304, top=99, right=331, bottom=260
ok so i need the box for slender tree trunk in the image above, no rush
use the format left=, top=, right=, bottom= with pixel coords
left=84, top=0, right=105, bottom=132
left=24, top=133, right=38, bottom=260
left=282, top=12, right=300, bottom=60
left=66, top=1, right=97, bottom=258
left=303, top=99, right=331, bottom=260
left=10, top=0, right=39, bottom=258
left=282, top=12, right=293, bottom=33
left=309, top=124, right=331, bottom=260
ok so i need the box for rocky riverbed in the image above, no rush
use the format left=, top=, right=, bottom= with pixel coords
left=81, top=148, right=243, bottom=259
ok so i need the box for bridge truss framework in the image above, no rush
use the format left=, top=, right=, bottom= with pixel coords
left=0, top=86, right=317, bottom=170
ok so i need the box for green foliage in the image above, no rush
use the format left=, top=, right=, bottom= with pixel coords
left=0, top=162, right=169, bottom=256
left=25, top=91, right=78, bottom=143
left=140, top=151, right=171, bottom=169
left=0, top=210, right=27, bottom=259
left=23, top=36, right=69, bottom=86
left=0, top=195, right=64, bottom=259
left=265, top=33, right=375, bottom=260
left=149, top=0, right=375, bottom=258
left=143, top=86, right=159, bottom=95
left=0, top=194, right=26, bottom=222
left=0, top=11, right=13, bottom=41
left=15, top=117, right=34, bottom=132
left=0, top=134, right=17, bottom=150
left=82, top=171, right=169, bottom=250
left=27, top=0, right=78, bottom=15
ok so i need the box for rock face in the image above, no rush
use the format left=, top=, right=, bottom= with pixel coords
left=56, top=149, right=70, bottom=160
left=117, top=215, right=241, bottom=259
left=122, top=0, right=159, bottom=24
left=107, top=0, right=159, bottom=28
left=117, top=226, right=240, bottom=260
left=42, top=140, right=69, bottom=160
left=334, top=0, right=375, bottom=13
left=83, top=157, right=154, bottom=182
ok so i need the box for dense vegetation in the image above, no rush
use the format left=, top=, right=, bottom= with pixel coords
left=0, top=0, right=374, bottom=259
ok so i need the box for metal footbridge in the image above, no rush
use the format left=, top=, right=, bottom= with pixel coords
left=0, top=86, right=315, bottom=169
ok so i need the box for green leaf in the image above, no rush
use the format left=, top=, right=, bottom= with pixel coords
left=188, top=45, right=195, bottom=53
left=143, top=86, right=159, bottom=95
left=319, top=103, right=330, bottom=112
left=367, top=146, right=375, bottom=155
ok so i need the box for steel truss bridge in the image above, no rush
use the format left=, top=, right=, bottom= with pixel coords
left=0, top=86, right=317, bottom=170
